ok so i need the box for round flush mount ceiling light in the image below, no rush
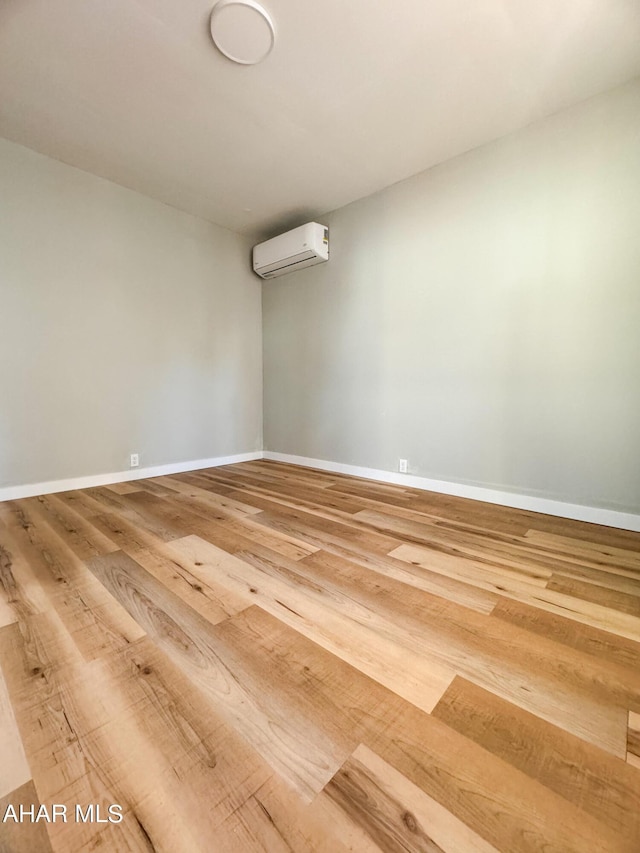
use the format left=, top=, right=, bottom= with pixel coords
left=210, top=0, right=275, bottom=65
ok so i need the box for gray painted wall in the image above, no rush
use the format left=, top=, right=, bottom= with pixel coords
left=0, top=139, right=262, bottom=488
left=263, top=79, right=640, bottom=513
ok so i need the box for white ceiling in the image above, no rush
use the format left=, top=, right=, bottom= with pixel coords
left=1, top=0, right=640, bottom=239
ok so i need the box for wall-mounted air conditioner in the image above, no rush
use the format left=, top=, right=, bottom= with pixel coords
left=253, top=222, right=329, bottom=279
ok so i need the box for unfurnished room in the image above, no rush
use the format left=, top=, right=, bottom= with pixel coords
left=1, top=1, right=640, bottom=851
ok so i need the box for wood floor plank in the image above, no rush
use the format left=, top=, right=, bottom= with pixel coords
left=391, top=541, right=640, bottom=642
left=327, top=478, right=417, bottom=502
left=547, top=573, right=640, bottom=617
left=164, top=488, right=321, bottom=560
left=90, top=510, right=172, bottom=553
left=162, top=534, right=455, bottom=715
left=431, top=676, right=640, bottom=841
left=217, top=779, right=382, bottom=853
left=0, top=590, right=15, bottom=629
left=160, top=477, right=264, bottom=518
left=0, top=609, right=84, bottom=700
left=85, top=640, right=281, bottom=850
left=183, top=498, right=478, bottom=612
left=523, top=523, right=640, bottom=557
left=130, top=479, right=179, bottom=497
left=129, top=545, right=248, bottom=626
left=209, top=603, right=410, bottom=751
left=214, top=795, right=326, bottom=853
left=0, top=512, right=145, bottom=662
left=335, top=546, right=499, bottom=615
left=217, top=471, right=369, bottom=515
left=359, top=509, right=640, bottom=600
left=1, top=460, right=639, bottom=852
left=118, top=486, right=322, bottom=567
left=104, top=586, right=630, bottom=852
left=542, top=560, right=640, bottom=598
left=0, top=523, right=49, bottom=624
left=105, top=482, right=144, bottom=495
left=395, top=494, right=535, bottom=537
left=87, top=551, right=351, bottom=800
left=299, top=548, right=495, bottom=627
left=0, top=618, right=278, bottom=851
left=325, top=743, right=500, bottom=853
left=236, top=459, right=341, bottom=488
left=629, top=711, right=640, bottom=769
left=236, top=775, right=383, bottom=853
left=0, top=781, right=54, bottom=852
left=223, top=491, right=403, bottom=557
left=370, top=702, right=636, bottom=853
left=208, top=466, right=362, bottom=506
left=0, top=618, right=122, bottom=851
left=169, top=470, right=240, bottom=497
left=264, top=531, right=499, bottom=615
left=51, top=488, right=112, bottom=519
left=335, top=486, right=542, bottom=543
left=9, top=493, right=119, bottom=562
left=525, top=529, right=640, bottom=571
left=491, top=596, right=640, bottom=674
left=299, top=550, right=632, bottom=757
left=88, top=488, right=189, bottom=543
left=214, top=516, right=320, bottom=561
left=354, top=508, right=558, bottom=582
left=387, top=539, right=550, bottom=591
left=166, top=534, right=632, bottom=757
left=0, top=660, right=31, bottom=800
left=159, top=510, right=319, bottom=568
left=102, top=492, right=251, bottom=554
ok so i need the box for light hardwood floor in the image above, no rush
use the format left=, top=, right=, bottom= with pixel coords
left=1, top=460, right=639, bottom=852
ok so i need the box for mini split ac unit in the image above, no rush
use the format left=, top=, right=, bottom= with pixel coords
left=252, top=222, right=329, bottom=279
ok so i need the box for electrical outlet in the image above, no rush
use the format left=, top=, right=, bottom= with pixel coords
left=130, top=453, right=139, bottom=468
left=399, top=458, right=408, bottom=474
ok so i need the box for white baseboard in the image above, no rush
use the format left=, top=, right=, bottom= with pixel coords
left=0, top=451, right=263, bottom=503
left=263, top=451, right=640, bottom=533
